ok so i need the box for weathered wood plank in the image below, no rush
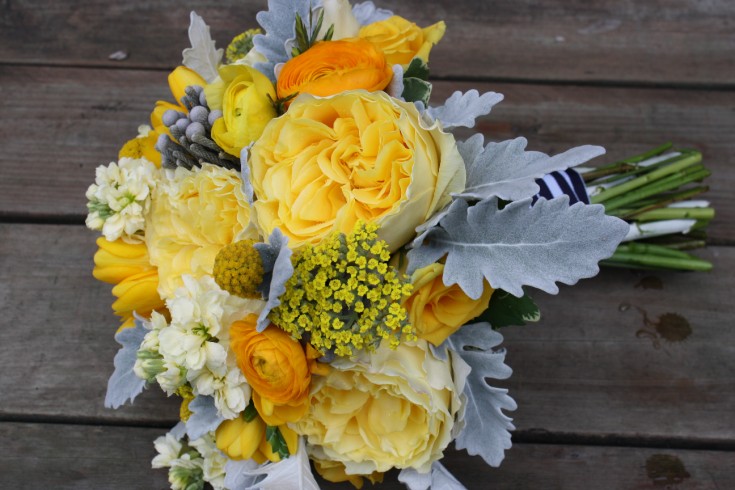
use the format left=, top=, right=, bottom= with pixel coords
left=1, top=0, right=734, bottom=85
left=2, top=422, right=733, bottom=489
left=2, top=66, right=734, bottom=242
left=1, top=224, right=733, bottom=442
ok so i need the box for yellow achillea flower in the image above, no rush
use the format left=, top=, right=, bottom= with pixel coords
left=226, top=28, right=262, bottom=64
left=271, top=221, right=414, bottom=357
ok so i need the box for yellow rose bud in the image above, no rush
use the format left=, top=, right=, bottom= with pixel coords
left=359, top=16, right=446, bottom=66
left=229, top=316, right=311, bottom=425
left=276, top=39, right=393, bottom=103
left=205, top=64, right=277, bottom=157
left=406, top=263, right=494, bottom=346
left=93, top=237, right=154, bottom=285
left=249, top=91, right=465, bottom=251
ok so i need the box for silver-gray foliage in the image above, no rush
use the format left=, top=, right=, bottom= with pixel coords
left=186, top=395, right=224, bottom=440
left=104, top=317, right=147, bottom=409
left=253, top=0, right=316, bottom=80
left=182, top=11, right=223, bottom=83
left=441, top=324, right=516, bottom=467
left=224, top=459, right=263, bottom=490
left=398, top=462, right=467, bottom=490
left=352, top=1, right=393, bottom=25
left=456, top=135, right=606, bottom=201
left=407, top=197, right=630, bottom=298
left=254, top=228, right=294, bottom=332
left=229, top=439, right=319, bottom=490
left=426, top=90, right=504, bottom=129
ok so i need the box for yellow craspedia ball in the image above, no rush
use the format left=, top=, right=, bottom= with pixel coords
left=213, top=239, right=264, bottom=299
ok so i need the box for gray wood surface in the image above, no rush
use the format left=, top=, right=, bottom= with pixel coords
left=1, top=0, right=733, bottom=85
left=2, top=67, right=733, bottom=243
left=1, top=422, right=733, bottom=489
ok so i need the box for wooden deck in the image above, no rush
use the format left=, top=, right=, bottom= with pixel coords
left=1, top=1, right=733, bottom=488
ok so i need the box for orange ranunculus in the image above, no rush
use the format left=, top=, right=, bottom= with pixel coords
left=276, top=39, right=393, bottom=103
left=230, top=316, right=311, bottom=425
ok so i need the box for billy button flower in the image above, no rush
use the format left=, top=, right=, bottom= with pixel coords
left=212, top=239, right=264, bottom=299
left=270, top=221, right=415, bottom=357
left=276, top=38, right=393, bottom=106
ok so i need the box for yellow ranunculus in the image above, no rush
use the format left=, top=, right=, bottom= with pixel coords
left=359, top=16, right=446, bottom=66
left=276, top=39, right=393, bottom=104
left=294, top=341, right=463, bottom=474
left=248, top=90, right=465, bottom=250
left=93, top=237, right=165, bottom=329
left=229, top=316, right=311, bottom=426
left=204, top=64, right=277, bottom=157
left=145, top=164, right=256, bottom=299
left=151, top=66, right=206, bottom=136
left=406, top=263, right=494, bottom=346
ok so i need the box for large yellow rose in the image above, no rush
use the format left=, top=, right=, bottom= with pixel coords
left=145, top=164, right=256, bottom=299
left=276, top=39, right=393, bottom=103
left=248, top=90, right=465, bottom=250
left=204, top=64, right=277, bottom=157
left=229, top=316, right=312, bottom=426
left=406, top=263, right=494, bottom=346
left=294, top=341, right=463, bottom=474
left=359, top=16, right=446, bottom=66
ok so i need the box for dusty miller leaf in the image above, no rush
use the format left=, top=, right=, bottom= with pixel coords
left=441, top=324, right=516, bottom=467
left=186, top=395, right=224, bottom=440
left=456, top=136, right=606, bottom=202
left=398, top=462, right=467, bottom=490
left=253, top=0, right=315, bottom=80
left=254, top=228, right=294, bottom=332
left=426, top=90, right=504, bottom=129
left=407, top=196, right=630, bottom=298
left=104, top=318, right=147, bottom=409
left=235, top=438, right=319, bottom=490
left=182, top=12, right=223, bottom=83
left=224, top=459, right=263, bottom=490
left=352, top=1, right=393, bottom=25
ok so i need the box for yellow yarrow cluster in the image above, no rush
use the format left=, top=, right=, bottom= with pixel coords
left=226, top=28, right=262, bottom=63
left=212, top=240, right=264, bottom=299
left=177, top=385, right=195, bottom=422
left=271, top=222, right=415, bottom=357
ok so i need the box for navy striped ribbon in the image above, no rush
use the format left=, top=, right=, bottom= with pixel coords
left=533, top=168, right=590, bottom=205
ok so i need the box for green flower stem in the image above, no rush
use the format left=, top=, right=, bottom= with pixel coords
left=663, top=240, right=707, bottom=251
left=616, top=242, right=693, bottom=259
left=601, top=166, right=711, bottom=212
left=590, top=151, right=702, bottom=204
left=610, top=186, right=709, bottom=218
left=588, top=152, right=687, bottom=186
left=627, top=207, right=715, bottom=222
left=583, top=143, right=673, bottom=183
left=603, top=251, right=713, bottom=271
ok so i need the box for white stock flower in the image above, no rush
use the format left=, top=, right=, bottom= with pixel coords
left=189, top=433, right=228, bottom=490
left=85, top=156, right=158, bottom=243
left=152, top=433, right=183, bottom=469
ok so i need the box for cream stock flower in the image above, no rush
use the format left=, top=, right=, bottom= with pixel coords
left=248, top=90, right=465, bottom=250
left=294, top=340, right=463, bottom=474
left=145, top=164, right=256, bottom=299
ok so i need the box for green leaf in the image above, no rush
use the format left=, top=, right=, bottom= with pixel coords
left=402, top=78, right=432, bottom=106
left=476, top=289, right=541, bottom=328
left=266, top=426, right=291, bottom=460
left=404, top=57, right=430, bottom=80
left=242, top=400, right=258, bottom=422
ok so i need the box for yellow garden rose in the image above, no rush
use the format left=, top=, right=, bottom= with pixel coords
left=248, top=90, right=465, bottom=250
left=229, top=315, right=312, bottom=426
left=145, top=164, right=256, bottom=299
left=276, top=39, right=393, bottom=103
left=204, top=64, right=277, bottom=157
left=93, top=237, right=165, bottom=329
left=406, top=263, right=494, bottom=346
left=359, top=16, right=446, bottom=66
left=294, top=341, right=463, bottom=474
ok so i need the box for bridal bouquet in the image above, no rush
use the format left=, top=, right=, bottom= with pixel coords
left=87, top=1, right=629, bottom=488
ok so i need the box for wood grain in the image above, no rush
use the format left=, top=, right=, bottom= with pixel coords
left=2, top=66, right=733, bottom=242
left=2, top=224, right=733, bottom=442
left=1, top=422, right=732, bottom=489
left=1, top=1, right=734, bottom=86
